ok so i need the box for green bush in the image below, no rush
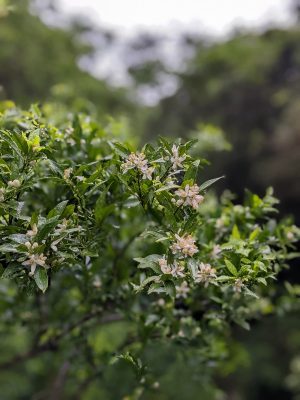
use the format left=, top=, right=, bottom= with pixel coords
left=0, top=103, right=299, bottom=399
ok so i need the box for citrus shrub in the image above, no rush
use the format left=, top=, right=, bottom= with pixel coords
left=0, top=104, right=299, bottom=398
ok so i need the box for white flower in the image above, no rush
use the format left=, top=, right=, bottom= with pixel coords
left=170, top=145, right=186, bottom=170
left=121, top=152, right=154, bottom=180
left=26, top=223, right=38, bottom=238
left=211, top=244, right=222, bottom=259
left=93, top=276, right=102, bottom=288
left=75, top=175, right=85, bottom=182
left=233, top=278, right=244, bottom=293
left=286, top=231, right=295, bottom=241
left=194, top=262, right=217, bottom=287
left=173, top=184, right=204, bottom=209
left=171, top=261, right=185, bottom=278
left=157, top=298, right=165, bottom=307
left=0, top=188, right=5, bottom=202
left=8, top=179, right=21, bottom=188
left=55, top=219, right=68, bottom=234
left=158, top=257, right=172, bottom=274
left=176, top=281, right=190, bottom=298
left=22, top=253, right=47, bottom=276
left=141, top=165, right=154, bottom=180
left=171, top=234, right=198, bottom=258
left=63, top=168, right=73, bottom=180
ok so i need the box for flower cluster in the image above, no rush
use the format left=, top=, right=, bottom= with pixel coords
left=173, top=184, right=204, bottom=209
left=22, top=241, right=47, bottom=276
left=158, top=257, right=185, bottom=278
left=171, top=234, right=198, bottom=258
left=170, top=144, right=186, bottom=170
left=194, top=263, right=217, bottom=287
left=121, top=152, right=154, bottom=180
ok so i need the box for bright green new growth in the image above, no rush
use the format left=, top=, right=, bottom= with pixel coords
left=0, top=104, right=299, bottom=396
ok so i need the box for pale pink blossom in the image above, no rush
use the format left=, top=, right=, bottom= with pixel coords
left=170, top=145, right=186, bottom=170
left=233, top=278, right=244, bottom=293
left=194, top=262, right=217, bottom=287
left=22, top=253, right=47, bottom=276
left=211, top=244, right=222, bottom=259
left=176, top=281, right=190, bottom=298
left=171, top=234, right=198, bottom=258
left=173, top=184, right=204, bottom=209
left=121, top=152, right=154, bottom=180
left=158, top=257, right=172, bottom=274
left=171, top=261, right=185, bottom=278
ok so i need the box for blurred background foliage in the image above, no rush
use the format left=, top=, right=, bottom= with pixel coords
left=0, top=0, right=300, bottom=399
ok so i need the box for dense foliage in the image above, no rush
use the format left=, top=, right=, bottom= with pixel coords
left=0, top=104, right=299, bottom=399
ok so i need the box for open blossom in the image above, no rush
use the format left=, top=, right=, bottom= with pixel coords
left=55, top=219, right=68, bottom=234
left=26, top=223, right=38, bottom=238
left=158, top=257, right=172, bottom=274
left=233, top=278, right=244, bottom=293
left=171, top=261, right=185, bottom=278
left=170, top=145, right=186, bottom=170
left=194, top=262, right=217, bottom=287
left=211, top=244, right=222, bottom=259
left=176, top=281, right=190, bottom=298
left=173, top=184, right=204, bottom=209
left=22, top=253, right=47, bottom=276
left=0, top=188, right=5, bottom=202
left=121, top=152, right=154, bottom=180
left=171, top=234, right=198, bottom=258
left=158, top=257, right=185, bottom=277
left=8, top=179, right=21, bottom=188
left=63, top=167, right=73, bottom=180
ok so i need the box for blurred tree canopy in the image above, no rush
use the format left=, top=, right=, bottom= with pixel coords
left=0, top=0, right=133, bottom=115
left=141, top=27, right=300, bottom=222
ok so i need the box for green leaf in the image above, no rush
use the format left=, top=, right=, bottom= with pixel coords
left=165, top=280, right=176, bottom=298
left=249, top=228, right=260, bottom=241
left=34, top=268, right=48, bottom=293
left=244, top=287, right=259, bottom=299
left=47, top=200, right=68, bottom=219
left=111, top=142, right=130, bottom=158
left=199, top=176, right=224, bottom=192
left=224, top=259, right=238, bottom=276
left=184, top=160, right=200, bottom=181
left=2, top=264, right=23, bottom=279
left=231, top=225, right=241, bottom=239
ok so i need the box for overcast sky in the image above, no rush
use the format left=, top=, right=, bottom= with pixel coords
left=58, top=0, right=292, bottom=36
left=55, top=0, right=294, bottom=104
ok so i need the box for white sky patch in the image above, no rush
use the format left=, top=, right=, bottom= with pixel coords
left=54, top=0, right=293, bottom=104
left=57, top=0, right=292, bottom=37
